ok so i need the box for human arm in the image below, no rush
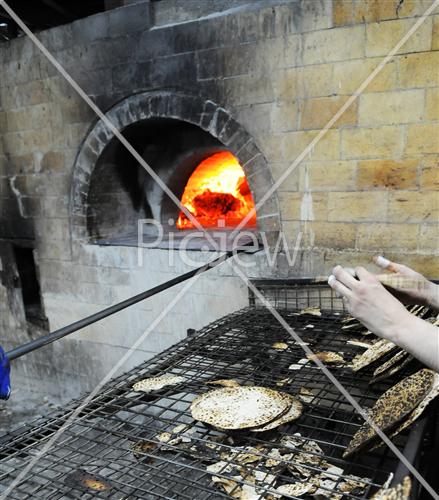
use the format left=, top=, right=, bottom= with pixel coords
left=328, top=265, right=439, bottom=372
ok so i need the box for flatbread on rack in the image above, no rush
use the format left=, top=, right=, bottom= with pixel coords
left=191, top=386, right=291, bottom=430
left=132, top=374, right=185, bottom=393
left=350, top=338, right=398, bottom=372
left=251, top=395, right=303, bottom=432
left=371, top=476, right=411, bottom=500
left=343, top=369, right=435, bottom=458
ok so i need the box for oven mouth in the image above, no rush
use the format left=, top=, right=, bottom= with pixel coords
left=87, top=118, right=259, bottom=249
left=87, top=118, right=258, bottom=251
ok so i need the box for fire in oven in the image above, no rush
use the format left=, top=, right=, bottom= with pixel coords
left=0, top=281, right=437, bottom=499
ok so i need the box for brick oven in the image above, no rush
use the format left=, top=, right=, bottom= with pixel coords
left=70, top=90, right=273, bottom=246
left=0, top=0, right=438, bottom=406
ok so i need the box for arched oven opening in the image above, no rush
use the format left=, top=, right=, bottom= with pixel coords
left=87, top=117, right=258, bottom=248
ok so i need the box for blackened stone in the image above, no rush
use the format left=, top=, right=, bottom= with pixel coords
left=247, top=163, right=273, bottom=192
left=199, top=100, right=217, bottom=131
left=73, top=68, right=113, bottom=97
left=136, top=28, right=176, bottom=61
left=257, top=214, right=281, bottom=232
left=113, top=62, right=144, bottom=94
left=108, top=2, right=152, bottom=37
left=207, top=107, right=229, bottom=137
left=72, top=13, right=110, bottom=44
left=243, top=154, right=268, bottom=178
left=102, top=33, right=142, bottom=66
left=94, top=94, right=123, bottom=112
left=149, top=92, right=170, bottom=117
left=41, top=151, right=64, bottom=173
left=228, top=129, right=251, bottom=154
left=172, top=95, right=202, bottom=125
left=149, top=53, right=197, bottom=88
left=236, top=140, right=261, bottom=165
left=219, top=119, right=247, bottom=148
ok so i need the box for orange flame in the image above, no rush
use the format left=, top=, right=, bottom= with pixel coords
left=176, top=151, right=256, bottom=230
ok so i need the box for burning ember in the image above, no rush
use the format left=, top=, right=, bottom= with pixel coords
left=176, top=151, right=256, bottom=229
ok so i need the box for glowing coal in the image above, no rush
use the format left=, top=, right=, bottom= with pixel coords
left=177, top=151, right=256, bottom=229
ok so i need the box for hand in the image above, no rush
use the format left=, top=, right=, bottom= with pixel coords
left=374, top=256, right=439, bottom=309
left=328, top=265, right=411, bottom=343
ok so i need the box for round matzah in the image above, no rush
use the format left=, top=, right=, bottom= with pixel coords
left=251, top=395, right=303, bottom=432
left=276, top=482, right=317, bottom=496
left=191, top=386, right=291, bottom=430
left=132, top=374, right=185, bottom=393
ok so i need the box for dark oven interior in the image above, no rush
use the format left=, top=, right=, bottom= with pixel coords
left=87, top=117, right=255, bottom=247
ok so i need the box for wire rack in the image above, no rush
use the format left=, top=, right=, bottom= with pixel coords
left=0, top=284, right=433, bottom=499
left=249, top=279, right=347, bottom=312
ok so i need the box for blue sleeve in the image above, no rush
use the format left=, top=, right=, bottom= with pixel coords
left=0, top=346, right=11, bottom=400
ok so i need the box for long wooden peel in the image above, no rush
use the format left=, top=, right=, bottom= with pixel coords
left=375, top=273, right=430, bottom=292
left=301, top=273, right=429, bottom=290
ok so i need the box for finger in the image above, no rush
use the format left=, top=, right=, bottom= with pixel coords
left=328, top=275, right=353, bottom=298
left=333, top=265, right=359, bottom=290
left=373, top=255, right=391, bottom=269
left=355, top=266, right=379, bottom=284
left=373, top=255, right=407, bottom=275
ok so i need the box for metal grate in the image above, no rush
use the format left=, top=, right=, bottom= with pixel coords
left=249, top=279, right=347, bottom=312
left=0, top=286, right=433, bottom=499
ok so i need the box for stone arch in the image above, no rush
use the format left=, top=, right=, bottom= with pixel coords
left=69, top=90, right=280, bottom=249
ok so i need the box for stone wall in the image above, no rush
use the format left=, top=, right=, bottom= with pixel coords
left=0, top=0, right=437, bottom=399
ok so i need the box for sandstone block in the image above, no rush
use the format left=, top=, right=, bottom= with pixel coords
left=420, top=156, right=439, bottom=189
left=388, top=191, right=438, bottom=222
left=269, top=161, right=300, bottom=190
left=405, top=123, right=439, bottom=154
left=332, top=57, right=397, bottom=95
left=282, top=129, right=340, bottom=162
left=433, top=15, right=439, bottom=50
left=40, top=151, right=65, bottom=173
left=327, top=191, right=387, bottom=222
left=42, top=196, right=70, bottom=218
left=279, top=191, right=328, bottom=221
left=220, top=73, right=276, bottom=106
left=352, top=0, right=398, bottom=22
left=36, top=218, right=70, bottom=241
left=302, top=25, right=364, bottom=65
left=272, top=101, right=300, bottom=132
left=359, top=89, right=424, bottom=126
left=5, top=109, right=30, bottom=132
left=425, top=88, right=439, bottom=121
left=277, top=64, right=333, bottom=100
left=307, top=221, right=356, bottom=249
left=356, top=223, right=418, bottom=251
left=399, top=52, right=439, bottom=88
left=341, top=126, right=403, bottom=159
left=366, top=17, right=432, bottom=57
left=235, top=103, right=274, bottom=138
left=258, top=135, right=283, bottom=162
left=300, top=161, right=356, bottom=191
left=418, top=224, right=439, bottom=252
left=300, top=95, right=358, bottom=129
left=332, top=0, right=354, bottom=26
left=357, top=159, right=419, bottom=189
